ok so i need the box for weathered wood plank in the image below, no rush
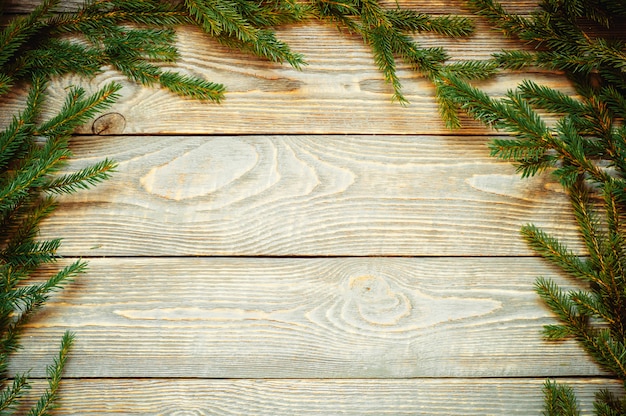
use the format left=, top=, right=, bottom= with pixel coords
left=41, top=134, right=579, bottom=257
left=15, top=378, right=619, bottom=415
left=11, top=257, right=600, bottom=378
left=0, top=22, right=574, bottom=135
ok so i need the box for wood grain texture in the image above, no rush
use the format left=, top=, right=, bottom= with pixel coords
left=14, top=378, right=619, bottom=415
left=40, top=134, right=580, bottom=257
left=3, top=2, right=615, bottom=413
left=11, top=257, right=600, bottom=378
left=0, top=19, right=574, bottom=135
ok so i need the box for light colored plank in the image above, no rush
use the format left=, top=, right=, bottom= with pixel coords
left=41, top=134, right=579, bottom=257
left=11, top=257, right=601, bottom=378
left=1, top=22, right=574, bottom=135
left=15, top=378, right=620, bottom=415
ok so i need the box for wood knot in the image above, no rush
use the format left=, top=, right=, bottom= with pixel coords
left=92, top=112, right=126, bottom=135
left=347, top=275, right=411, bottom=326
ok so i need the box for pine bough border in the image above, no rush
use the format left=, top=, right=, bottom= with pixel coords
left=1, top=0, right=624, bottom=414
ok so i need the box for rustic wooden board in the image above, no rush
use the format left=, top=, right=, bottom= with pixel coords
left=11, top=257, right=600, bottom=378
left=40, top=134, right=580, bottom=257
left=14, top=378, right=619, bottom=415
left=0, top=15, right=574, bottom=135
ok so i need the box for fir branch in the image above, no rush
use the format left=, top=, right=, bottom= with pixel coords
left=535, top=276, right=587, bottom=339
left=568, top=182, right=607, bottom=276
left=522, top=224, right=598, bottom=284
left=0, top=261, right=85, bottom=357
left=493, top=50, right=536, bottom=70
left=158, top=71, right=226, bottom=102
left=600, top=86, right=626, bottom=120
left=594, top=388, right=626, bottom=416
left=440, top=75, right=551, bottom=142
left=214, top=30, right=306, bottom=70
left=49, top=1, right=190, bottom=35
left=0, top=373, right=30, bottom=413
left=543, top=379, right=581, bottom=416
left=0, top=196, right=58, bottom=269
left=0, top=74, right=13, bottom=98
left=368, top=25, right=405, bottom=103
left=185, top=0, right=262, bottom=40
left=43, top=159, right=117, bottom=195
left=0, top=76, right=46, bottom=173
left=443, top=60, right=500, bottom=81
left=0, top=0, right=58, bottom=69
left=517, top=80, right=586, bottom=118
left=184, top=0, right=306, bottom=69
left=11, top=39, right=103, bottom=80
left=466, top=0, right=531, bottom=38
left=222, top=0, right=309, bottom=28
left=0, top=116, right=33, bottom=174
left=0, top=239, right=61, bottom=270
left=312, top=0, right=474, bottom=101
left=102, top=27, right=179, bottom=62
left=386, top=10, right=474, bottom=37
left=310, top=0, right=360, bottom=31
left=26, top=331, right=74, bottom=416
left=36, top=82, right=122, bottom=138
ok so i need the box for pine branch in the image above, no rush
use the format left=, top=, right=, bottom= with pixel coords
left=0, top=0, right=58, bottom=69
left=594, top=389, right=626, bottom=416
left=386, top=10, right=474, bottom=37
left=49, top=0, right=190, bottom=35
left=313, top=0, right=474, bottom=102
left=0, top=373, right=30, bottom=413
left=44, top=159, right=117, bottom=195
left=184, top=0, right=306, bottom=69
left=26, top=331, right=74, bottom=416
left=522, top=224, right=598, bottom=284
left=543, top=380, right=581, bottom=416
left=213, top=29, right=306, bottom=70
left=36, top=82, right=122, bottom=139
left=466, top=0, right=531, bottom=38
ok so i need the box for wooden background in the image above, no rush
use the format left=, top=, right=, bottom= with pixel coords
left=5, top=0, right=622, bottom=414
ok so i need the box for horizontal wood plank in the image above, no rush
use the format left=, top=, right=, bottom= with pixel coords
left=1, top=21, right=574, bottom=135
left=14, top=378, right=619, bottom=415
left=41, top=134, right=580, bottom=257
left=11, top=257, right=600, bottom=378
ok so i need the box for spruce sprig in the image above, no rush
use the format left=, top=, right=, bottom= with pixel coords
left=543, top=379, right=580, bottom=416
left=440, top=0, right=626, bottom=413
left=184, top=0, right=307, bottom=69
left=313, top=0, right=475, bottom=103
left=26, top=331, right=74, bottom=416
